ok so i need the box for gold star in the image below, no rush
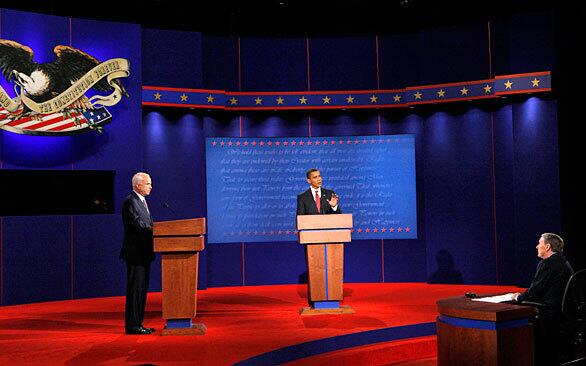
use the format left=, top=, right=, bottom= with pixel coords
left=299, top=96, right=307, bottom=104
left=370, top=94, right=378, bottom=103
left=322, top=96, right=331, bottom=104
left=483, top=84, right=492, bottom=93
left=154, top=92, right=162, bottom=100
left=229, top=97, right=238, bottom=105
left=346, top=95, right=354, bottom=104
left=180, top=94, right=188, bottom=102
left=504, top=80, right=513, bottom=89
left=531, top=78, right=540, bottom=87
left=437, top=89, right=446, bottom=98
left=206, top=95, right=215, bottom=103
left=460, top=87, right=469, bottom=95
left=414, top=91, right=422, bottom=100
left=276, top=97, right=284, bottom=105
left=393, top=94, right=402, bottom=102
left=255, top=97, right=263, bottom=105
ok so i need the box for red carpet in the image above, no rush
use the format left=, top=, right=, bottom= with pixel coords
left=0, top=283, right=524, bottom=365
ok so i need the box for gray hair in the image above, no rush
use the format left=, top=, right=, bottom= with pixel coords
left=132, top=172, right=149, bottom=187
left=541, top=233, right=564, bottom=253
left=306, top=168, right=319, bottom=179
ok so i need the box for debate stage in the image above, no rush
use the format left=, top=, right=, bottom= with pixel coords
left=0, top=283, right=524, bottom=365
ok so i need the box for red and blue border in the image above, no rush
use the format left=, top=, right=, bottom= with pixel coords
left=143, top=71, right=551, bottom=110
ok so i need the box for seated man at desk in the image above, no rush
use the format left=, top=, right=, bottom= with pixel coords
left=512, top=233, right=574, bottom=365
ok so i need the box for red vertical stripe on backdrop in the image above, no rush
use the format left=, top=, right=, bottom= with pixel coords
left=487, top=22, right=493, bottom=79
left=237, top=38, right=245, bottom=286
left=490, top=113, right=499, bottom=284
left=306, top=38, right=311, bottom=91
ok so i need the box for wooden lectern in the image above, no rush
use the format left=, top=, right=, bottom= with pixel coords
left=153, top=218, right=207, bottom=336
left=297, top=214, right=354, bottom=315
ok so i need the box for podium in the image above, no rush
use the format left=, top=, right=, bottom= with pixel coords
left=153, top=218, right=206, bottom=336
left=297, top=214, right=354, bottom=315
left=436, top=295, right=534, bottom=365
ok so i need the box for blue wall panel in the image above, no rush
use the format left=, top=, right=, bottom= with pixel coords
left=73, top=215, right=126, bottom=298
left=419, top=23, right=490, bottom=85
left=512, top=98, right=560, bottom=287
left=309, top=37, right=377, bottom=91
left=244, top=242, right=306, bottom=285
left=423, top=108, right=496, bottom=284
left=379, top=33, right=420, bottom=89
left=3, top=217, right=71, bottom=305
left=344, top=239, right=382, bottom=283
left=142, top=29, right=202, bottom=87
left=240, top=38, right=307, bottom=92
left=203, top=35, right=238, bottom=91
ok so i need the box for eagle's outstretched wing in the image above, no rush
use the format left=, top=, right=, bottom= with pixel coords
left=53, top=45, right=127, bottom=96
left=0, top=39, right=36, bottom=82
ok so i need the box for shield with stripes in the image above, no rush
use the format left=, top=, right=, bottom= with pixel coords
left=0, top=106, right=112, bottom=135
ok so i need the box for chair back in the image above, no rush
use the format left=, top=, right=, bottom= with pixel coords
left=562, top=269, right=586, bottom=320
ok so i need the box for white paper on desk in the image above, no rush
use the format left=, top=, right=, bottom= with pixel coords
left=471, top=293, right=516, bottom=303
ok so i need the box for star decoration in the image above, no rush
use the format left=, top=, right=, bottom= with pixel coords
left=276, top=97, right=284, bottom=105
left=370, top=95, right=378, bottom=103
left=180, top=94, right=188, bottom=102
left=483, top=84, right=492, bottom=93
left=299, top=96, right=308, bottom=104
left=460, top=87, right=469, bottom=95
left=206, top=95, right=215, bottom=103
left=531, top=78, right=540, bottom=87
left=322, top=96, right=331, bottom=104
left=437, top=89, right=446, bottom=97
left=255, top=97, right=263, bottom=105
left=154, top=92, right=162, bottom=100
left=229, top=97, right=238, bottom=105
left=393, top=94, right=402, bottom=102
left=504, top=80, right=513, bottom=89
left=414, top=91, right=422, bottom=100
left=346, top=95, right=354, bottom=104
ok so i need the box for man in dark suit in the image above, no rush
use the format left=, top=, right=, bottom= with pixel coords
left=513, top=233, right=574, bottom=365
left=297, top=169, right=341, bottom=215
left=120, top=172, right=156, bottom=335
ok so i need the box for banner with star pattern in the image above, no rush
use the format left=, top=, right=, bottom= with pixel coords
left=143, top=71, right=551, bottom=110
left=205, top=135, right=417, bottom=243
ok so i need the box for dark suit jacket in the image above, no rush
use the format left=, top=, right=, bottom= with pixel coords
left=120, top=192, right=154, bottom=264
left=296, top=187, right=341, bottom=215
left=518, top=252, right=574, bottom=317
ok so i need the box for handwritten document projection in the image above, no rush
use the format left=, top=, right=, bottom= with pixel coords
left=206, top=135, right=417, bottom=243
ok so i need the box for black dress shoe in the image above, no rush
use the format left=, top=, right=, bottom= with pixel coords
left=125, top=326, right=151, bottom=335
left=141, top=326, right=155, bottom=333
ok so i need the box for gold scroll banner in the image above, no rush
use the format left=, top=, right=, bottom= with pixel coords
left=20, top=58, right=130, bottom=114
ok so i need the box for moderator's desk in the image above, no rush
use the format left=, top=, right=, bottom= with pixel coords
left=436, top=295, right=534, bottom=366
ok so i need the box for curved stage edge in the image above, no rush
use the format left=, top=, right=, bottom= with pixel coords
left=0, top=283, right=524, bottom=365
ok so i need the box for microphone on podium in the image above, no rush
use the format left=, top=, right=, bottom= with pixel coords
left=162, top=202, right=177, bottom=216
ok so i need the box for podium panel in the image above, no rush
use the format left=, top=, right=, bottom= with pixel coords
left=154, top=218, right=206, bottom=335
left=297, top=214, right=353, bottom=315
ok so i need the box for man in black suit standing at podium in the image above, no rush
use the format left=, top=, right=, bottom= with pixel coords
left=297, top=169, right=341, bottom=215
left=120, top=172, right=156, bottom=335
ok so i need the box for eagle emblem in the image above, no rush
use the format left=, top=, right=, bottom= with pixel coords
left=0, top=39, right=130, bottom=135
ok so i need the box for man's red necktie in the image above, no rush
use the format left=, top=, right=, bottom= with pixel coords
left=315, top=190, right=321, bottom=214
